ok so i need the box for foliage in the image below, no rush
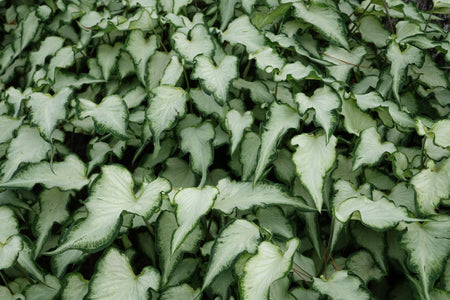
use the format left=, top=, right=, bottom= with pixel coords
left=0, top=0, right=449, bottom=299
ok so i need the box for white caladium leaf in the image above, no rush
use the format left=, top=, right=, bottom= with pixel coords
left=48, top=165, right=170, bottom=254
left=241, top=238, right=299, bottom=300
left=219, top=0, right=239, bottom=30
left=172, top=24, right=215, bottom=62
left=190, top=88, right=227, bottom=121
left=0, top=206, right=22, bottom=269
left=430, top=119, right=450, bottom=148
left=180, top=122, right=215, bottom=187
left=256, top=206, right=294, bottom=239
left=291, top=2, right=349, bottom=49
left=2, top=125, right=50, bottom=182
left=335, top=196, right=419, bottom=230
left=346, top=250, right=386, bottom=284
left=24, top=274, right=61, bottom=300
left=240, top=131, right=261, bottom=181
left=340, top=97, right=377, bottom=136
left=225, top=110, right=253, bottom=154
left=358, top=15, right=390, bottom=47
left=232, top=78, right=275, bottom=105
left=171, top=186, right=218, bottom=253
left=386, top=42, right=424, bottom=101
left=87, top=247, right=160, bottom=299
left=398, top=216, right=450, bottom=299
left=221, top=15, right=265, bottom=53
left=0, top=115, right=23, bottom=144
left=312, top=270, right=370, bottom=300
left=147, top=85, right=187, bottom=155
left=249, top=46, right=285, bottom=73
left=295, top=86, right=341, bottom=141
left=213, top=178, right=314, bottom=214
left=0, top=154, right=89, bottom=191
left=125, top=30, right=158, bottom=84
left=47, top=46, right=75, bottom=81
left=17, top=236, right=46, bottom=283
left=77, top=95, right=128, bottom=139
left=34, top=188, right=71, bottom=257
left=160, top=284, right=201, bottom=300
left=87, top=139, right=126, bottom=174
left=415, top=55, right=448, bottom=89
left=160, top=157, right=197, bottom=188
left=97, top=43, right=122, bottom=81
left=411, top=158, right=450, bottom=215
left=291, top=133, right=337, bottom=212
left=354, top=91, right=384, bottom=111
left=353, top=127, right=396, bottom=171
left=61, top=273, right=89, bottom=300
left=160, top=55, right=183, bottom=86
left=202, top=219, right=261, bottom=290
left=322, top=45, right=366, bottom=83
left=28, top=87, right=72, bottom=140
left=157, top=211, right=202, bottom=287
left=254, top=102, right=300, bottom=184
left=191, top=55, right=238, bottom=105
left=274, top=61, right=317, bottom=82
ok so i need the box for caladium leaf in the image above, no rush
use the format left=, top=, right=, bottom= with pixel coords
left=0, top=206, right=22, bottom=269
left=322, top=45, right=366, bottom=83
left=180, top=122, right=215, bottom=187
left=77, top=95, right=129, bottom=139
left=249, top=46, right=285, bottom=73
left=340, top=97, right=377, bottom=136
left=61, top=273, right=89, bottom=300
left=254, top=102, right=300, bottom=184
left=411, top=158, right=450, bottom=215
left=295, top=86, right=341, bottom=141
left=219, top=0, right=239, bottom=30
left=221, top=15, right=265, bottom=53
left=213, top=178, right=314, bottom=214
left=160, top=157, right=197, bottom=188
left=252, top=3, right=293, bottom=30
left=97, top=43, right=122, bottom=81
left=240, top=131, right=261, bottom=181
left=241, top=238, right=299, bottom=300
left=191, top=55, right=238, bottom=105
left=386, top=42, right=424, bottom=101
left=202, top=219, right=261, bottom=290
left=47, top=165, right=170, bottom=254
left=87, top=247, right=160, bottom=299
left=190, top=88, right=227, bottom=121
left=312, top=270, right=370, bottom=300
left=48, top=46, right=75, bottom=81
left=24, top=274, right=61, bottom=300
left=0, top=115, right=23, bottom=144
left=358, top=15, right=390, bottom=47
left=34, top=188, right=71, bottom=257
left=335, top=196, right=419, bottom=230
left=291, top=133, right=337, bottom=212
left=398, top=216, right=450, bottom=300
left=160, top=56, right=183, bottom=86
left=353, top=127, right=396, bottom=171
left=225, top=110, right=253, bottom=154
left=28, top=87, right=72, bottom=141
left=125, top=30, right=158, bottom=84
left=160, top=284, right=201, bottom=300
left=146, top=85, right=187, bottom=155
left=430, top=119, right=450, bottom=148
left=172, top=24, right=215, bottom=62
left=291, top=2, right=349, bottom=49
left=171, top=186, right=218, bottom=253
left=0, top=154, right=89, bottom=191
left=2, top=125, right=51, bottom=182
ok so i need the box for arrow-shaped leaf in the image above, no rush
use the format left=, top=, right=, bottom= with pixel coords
left=312, top=270, right=370, bottom=300
left=225, top=110, right=253, bottom=154
left=125, top=30, right=158, bottom=84
left=172, top=24, right=215, bottom=62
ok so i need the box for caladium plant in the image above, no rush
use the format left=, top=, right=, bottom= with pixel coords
left=0, top=0, right=449, bottom=299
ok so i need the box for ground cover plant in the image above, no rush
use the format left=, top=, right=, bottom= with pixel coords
left=0, top=0, right=449, bottom=299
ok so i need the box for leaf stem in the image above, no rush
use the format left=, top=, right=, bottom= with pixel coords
left=381, top=0, right=395, bottom=33
left=15, top=262, right=35, bottom=285
left=142, top=216, right=155, bottom=237
left=0, top=271, right=13, bottom=294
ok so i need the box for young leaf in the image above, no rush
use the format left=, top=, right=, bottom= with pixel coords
left=48, top=46, right=75, bottom=81
left=252, top=3, right=293, bottom=30
left=172, top=24, right=215, bottom=62
left=180, top=122, right=215, bottom=187
left=240, top=131, right=261, bottom=181
left=202, top=219, right=261, bottom=290
left=410, top=158, right=450, bottom=215
left=291, top=133, right=337, bottom=212
left=97, top=43, right=122, bottom=81
left=160, top=56, right=183, bottom=86
left=295, top=85, right=341, bottom=141
left=254, top=102, right=300, bottom=184
left=77, top=95, right=129, bottom=139
left=146, top=85, right=187, bottom=155
left=398, top=216, right=450, bottom=300
left=221, top=15, right=266, bottom=53
left=0, top=154, right=89, bottom=191
left=353, top=127, right=396, bottom=171
left=312, top=270, right=370, bottom=299
left=87, top=247, right=160, bottom=299
left=28, top=87, right=72, bottom=140
left=191, top=55, right=238, bottom=105
left=291, top=2, right=349, bottom=49
left=171, top=186, right=218, bottom=253
left=213, top=178, right=314, bottom=214
left=48, top=165, right=170, bottom=254
left=225, top=110, right=253, bottom=154
left=241, top=238, right=300, bottom=300
left=2, top=125, right=51, bottom=182
left=125, top=30, right=158, bottom=84
left=335, top=196, right=419, bottom=230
